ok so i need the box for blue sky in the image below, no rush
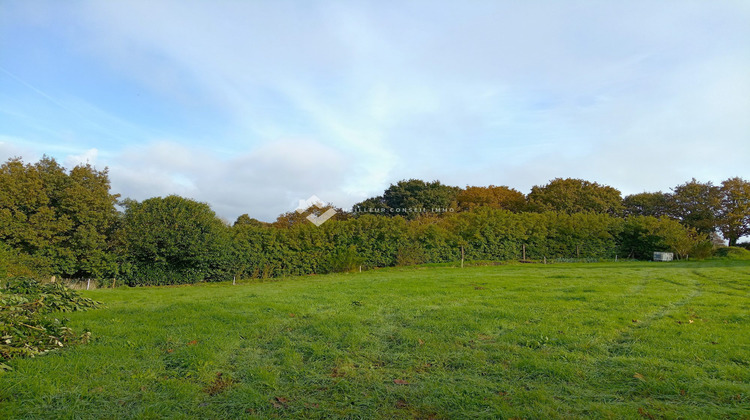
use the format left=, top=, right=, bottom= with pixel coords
left=1, top=1, right=749, bottom=222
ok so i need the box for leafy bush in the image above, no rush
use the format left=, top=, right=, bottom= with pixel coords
left=618, top=216, right=706, bottom=260
left=323, top=246, right=364, bottom=273
left=119, top=196, right=233, bottom=286
left=396, top=244, right=427, bottom=266
left=713, top=246, right=750, bottom=260
left=689, top=240, right=715, bottom=260
left=0, top=277, right=101, bottom=367
left=123, top=265, right=206, bottom=287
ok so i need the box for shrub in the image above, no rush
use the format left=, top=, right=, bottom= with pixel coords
left=323, top=246, right=364, bottom=273
left=396, top=244, right=427, bottom=266
left=689, top=240, right=715, bottom=260
left=713, top=246, right=750, bottom=260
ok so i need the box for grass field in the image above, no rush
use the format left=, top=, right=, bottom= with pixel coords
left=1, top=261, right=749, bottom=419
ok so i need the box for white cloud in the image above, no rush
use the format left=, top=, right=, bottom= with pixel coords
left=64, top=147, right=98, bottom=167
left=108, top=139, right=354, bottom=222
left=0, top=135, right=37, bottom=162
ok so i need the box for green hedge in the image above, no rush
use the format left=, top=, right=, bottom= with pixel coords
left=226, top=211, right=705, bottom=281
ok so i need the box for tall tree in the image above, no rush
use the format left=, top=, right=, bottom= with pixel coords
left=58, top=163, right=120, bottom=277
left=718, top=177, right=750, bottom=246
left=233, top=214, right=271, bottom=227
left=456, top=185, right=526, bottom=212
left=356, top=179, right=459, bottom=219
left=623, top=191, right=672, bottom=217
left=670, top=178, right=721, bottom=235
left=0, top=157, right=119, bottom=277
left=0, top=158, right=65, bottom=256
left=528, top=178, right=623, bottom=215
left=352, top=196, right=390, bottom=216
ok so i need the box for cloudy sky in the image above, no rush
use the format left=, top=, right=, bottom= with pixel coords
left=1, top=1, right=749, bottom=222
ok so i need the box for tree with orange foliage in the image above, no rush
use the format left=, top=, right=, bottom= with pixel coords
left=456, top=185, right=526, bottom=212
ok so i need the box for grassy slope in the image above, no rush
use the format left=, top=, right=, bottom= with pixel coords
left=0, top=261, right=748, bottom=419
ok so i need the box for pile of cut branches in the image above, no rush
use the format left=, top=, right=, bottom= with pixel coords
left=0, top=277, right=101, bottom=370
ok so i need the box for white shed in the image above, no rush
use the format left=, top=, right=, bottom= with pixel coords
left=653, top=252, right=674, bottom=262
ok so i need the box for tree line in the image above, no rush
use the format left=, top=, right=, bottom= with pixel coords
left=350, top=177, right=749, bottom=246
left=1, top=157, right=748, bottom=285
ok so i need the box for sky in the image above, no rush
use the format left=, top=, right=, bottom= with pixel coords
left=1, top=1, right=749, bottom=222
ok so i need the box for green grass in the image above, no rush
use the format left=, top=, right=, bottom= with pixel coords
left=1, top=261, right=749, bottom=419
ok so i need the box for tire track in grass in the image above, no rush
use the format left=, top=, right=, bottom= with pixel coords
left=691, top=269, right=750, bottom=296
left=580, top=266, right=750, bottom=419
left=623, top=272, right=649, bottom=297
left=606, top=271, right=701, bottom=358
left=560, top=270, right=703, bottom=412
left=575, top=269, right=704, bottom=411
